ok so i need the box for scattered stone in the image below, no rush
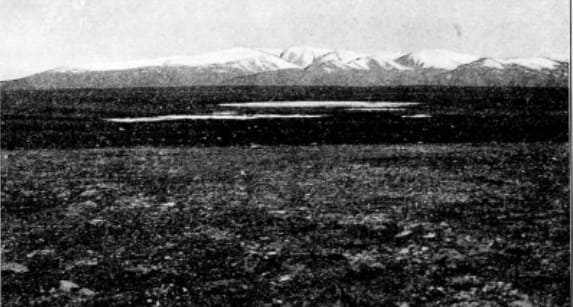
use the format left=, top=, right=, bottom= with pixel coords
left=510, top=298, right=534, bottom=307
left=450, top=275, right=483, bottom=289
left=229, top=200, right=242, bottom=206
left=79, top=189, right=99, bottom=198
left=434, top=248, right=466, bottom=262
left=76, top=259, right=99, bottom=266
left=1, top=262, right=29, bottom=273
left=164, top=242, right=177, bottom=249
left=78, top=288, right=96, bottom=297
left=67, top=201, right=98, bottom=216
left=56, top=190, right=71, bottom=199
left=398, top=248, right=410, bottom=255
left=278, top=275, right=293, bottom=283
left=125, top=265, right=158, bottom=275
left=59, top=280, right=80, bottom=292
left=77, top=200, right=98, bottom=209
left=423, top=232, right=437, bottom=239
left=160, top=201, right=176, bottom=208
left=205, top=279, right=239, bottom=289
left=406, top=223, right=425, bottom=231
left=88, top=218, right=105, bottom=226
left=116, top=196, right=153, bottom=209
left=395, top=229, right=413, bottom=239
left=27, top=249, right=55, bottom=258
left=451, top=300, right=500, bottom=307
left=200, top=226, right=232, bottom=241
left=65, top=258, right=99, bottom=270
left=95, top=183, right=120, bottom=190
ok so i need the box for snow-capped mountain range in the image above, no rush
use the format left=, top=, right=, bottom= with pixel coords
left=2, top=46, right=568, bottom=89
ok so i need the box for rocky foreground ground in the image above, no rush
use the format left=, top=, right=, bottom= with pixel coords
left=1, top=143, right=569, bottom=306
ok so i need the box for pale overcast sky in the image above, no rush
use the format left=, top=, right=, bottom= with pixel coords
left=0, top=0, right=570, bottom=80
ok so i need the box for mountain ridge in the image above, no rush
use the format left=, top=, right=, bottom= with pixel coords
left=2, top=46, right=568, bottom=89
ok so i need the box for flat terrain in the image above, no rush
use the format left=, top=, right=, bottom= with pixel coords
left=1, top=87, right=568, bottom=148
left=1, top=143, right=569, bottom=306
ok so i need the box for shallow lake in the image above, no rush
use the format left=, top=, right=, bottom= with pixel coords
left=106, top=101, right=421, bottom=123
left=218, top=101, right=419, bottom=108
left=106, top=114, right=326, bottom=123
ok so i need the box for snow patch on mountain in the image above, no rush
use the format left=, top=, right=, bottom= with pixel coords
left=344, top=58, right=373, bottom=70
left=309, top=50, right=411, bottom=71
left=368, top=56, right=411, bottom=70
left=480, top=59, right=505, bottom=69
left=310, top=51, right=371, bottom=71
left=398, top=49, right=479, bottom=70
left=497, top=57, right=558, bottom=70
left=464, top=58, right=506, bottom=69
left=463, top=56, right=563, bottom=71
left=280, top=46, right=333, bottom=68
left=53, top=48, right=300, bottom=73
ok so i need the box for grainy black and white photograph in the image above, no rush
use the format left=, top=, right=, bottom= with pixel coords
left=0, top=0, right=570, bottom=306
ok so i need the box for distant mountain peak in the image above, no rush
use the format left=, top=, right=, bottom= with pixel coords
left=397, top=49, right=479, bottom=70
left=49, top=47, right=300, bottom=74
left=497, top=57, right=559, bottom=70
left=307, top=50, right=372, bottom=71
left=280, top=46, right=333, bottom=68
left=478, top=58, right=505, bottom=69
left=460, top=57, right=505, bottom=69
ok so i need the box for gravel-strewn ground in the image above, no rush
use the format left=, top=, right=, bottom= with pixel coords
left=1, top=143, right=569, bottom=306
